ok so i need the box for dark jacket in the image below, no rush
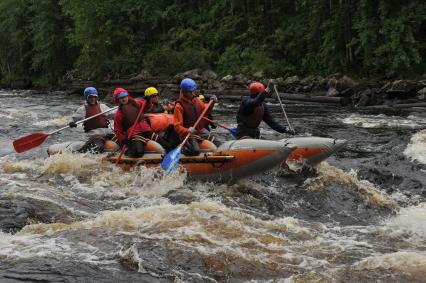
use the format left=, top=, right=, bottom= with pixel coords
left=236, top=92, right=289, bottom=138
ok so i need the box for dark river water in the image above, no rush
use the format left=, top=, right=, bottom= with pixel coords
left=0, top=89, right=425, bottom=282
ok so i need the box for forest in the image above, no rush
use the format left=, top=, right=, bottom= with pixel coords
left=0, top=0, right=425, bottom=87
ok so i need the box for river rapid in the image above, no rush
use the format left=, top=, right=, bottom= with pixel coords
left=0, top=89, right=425, bottom=282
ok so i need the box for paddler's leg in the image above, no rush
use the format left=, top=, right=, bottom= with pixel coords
left=163, top=125, right=180, bottom=149
left=125, top=133, right=150, bottom=158
left=77, top=136, right=105, bottom=153
left=182, top=137, right=201, bottom=156
left=150, top=132, right=172, bottom=153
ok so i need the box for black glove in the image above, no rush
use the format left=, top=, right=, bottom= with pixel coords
left=287, top=128, right=296, bottom=136
left=68, top=121, right=77, bottom=128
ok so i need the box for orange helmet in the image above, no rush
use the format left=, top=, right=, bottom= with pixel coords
left=249, top=82, right=265, bottom=95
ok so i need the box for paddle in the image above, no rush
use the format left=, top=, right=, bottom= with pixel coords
left=202, top=117, right=237, bottom=138
left=270, top=81, right=295, bottom=134
left=115, top=100, right=146, bottom=165
left=13, top=106, right=118, bottom=153
left=161, top=100, right=214, bottom=174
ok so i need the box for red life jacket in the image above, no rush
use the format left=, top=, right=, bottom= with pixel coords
left=120, top=99, right=151, bottom=132
left=176, top=98, right=208, bottom=130
left=238, top=104, right=264, bottom=128
left=84, top=104, right=109, bottom=133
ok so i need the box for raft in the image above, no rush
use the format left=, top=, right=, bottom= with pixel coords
left=106, top=139, right=295, bottom=182
left=282, top=136, right=347, bottom=166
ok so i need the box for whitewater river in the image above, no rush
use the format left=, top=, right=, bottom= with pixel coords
left=0, top=89, right=425, bottom=282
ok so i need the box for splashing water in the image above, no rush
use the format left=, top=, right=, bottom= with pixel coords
left=404, top=129, right=426, bottom=164
left=304, top=162, right=398, bottom=208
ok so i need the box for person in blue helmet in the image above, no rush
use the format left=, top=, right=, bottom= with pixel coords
left=173, top=78, right=220, bottom=155
left=68, top=87, right=116, bottom=152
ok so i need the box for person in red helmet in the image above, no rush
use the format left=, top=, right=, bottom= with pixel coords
left=112, top=88, right=171, bottom=157
left=236, top=82, right=295, bottom=139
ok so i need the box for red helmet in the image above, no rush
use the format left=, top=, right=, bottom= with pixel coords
left=249, top=82, right=265, bottom=95
left=113, top=87, right=128, bottom=103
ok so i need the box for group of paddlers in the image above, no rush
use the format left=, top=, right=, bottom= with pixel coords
left=68, top=78, right=295, bottom=157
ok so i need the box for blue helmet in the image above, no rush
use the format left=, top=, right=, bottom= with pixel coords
left=180, top=78, right=197, bottom=92
left=84, top=87, right=98, bottom=100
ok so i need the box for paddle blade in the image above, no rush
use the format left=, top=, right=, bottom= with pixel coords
left=229, top=127, right=238, bottom=138
left=13, top=133, right=49, bottom=153
left=161, top=147, right=182, bottom=174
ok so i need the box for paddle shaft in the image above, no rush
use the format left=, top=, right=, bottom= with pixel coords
left=13, top=106, right=118, bottom=153
left=202, top=116, right=232, bottom=131
left=272, top=84, right=294, bottom=132
left=115, top=101, right=146, bottom=165
left=179, top=100, right=214, bottom=150
left=49, top=106, right=118, bottom=135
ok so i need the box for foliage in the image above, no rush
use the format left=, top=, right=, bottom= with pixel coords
left=0, top=0, right=425, bottom=85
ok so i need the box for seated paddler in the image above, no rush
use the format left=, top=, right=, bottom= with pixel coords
left=68, top=86, right=116, bottom=153
left=112, top=88, right=171, bottom=158
left=173, top=78, right=220, bottom=156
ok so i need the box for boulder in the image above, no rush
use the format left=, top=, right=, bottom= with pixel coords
left=283, top=75, right=300, bottom=85
left=234, top=74, right=248, bottom=83
left=355, top=89, right=372, bottom=107
left=130, top=70, right=151, bottom=81
left=326, top=87, right=340, bottom=97
left=386, top=80, right=425, bottom=98
left=174, top=68, right=203, bottom=79
left=220, top=75, right=233, bottom=81
left=201, top=69, right=218, bottom=81
left=252, top=71, right=264, bottom=78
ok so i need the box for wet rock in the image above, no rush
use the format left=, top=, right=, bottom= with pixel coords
left=164, top=189, right=198, bottom=204
left=417, top=86, right=426, bottom=100
left=0, top=195, right=77, bottom=233
left=326, top=87, right=340, bottom=97
left=356, top=89, right=372, bottom=107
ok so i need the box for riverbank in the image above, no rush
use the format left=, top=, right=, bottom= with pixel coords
left=2, top=69, right=426, bottom=110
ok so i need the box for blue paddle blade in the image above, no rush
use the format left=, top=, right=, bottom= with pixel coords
left=161, top=147, right=182, bottom=174
left=230, top=128, right=238, bottom=138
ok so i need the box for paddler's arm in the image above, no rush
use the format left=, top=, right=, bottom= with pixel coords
left=71, top=106, right=85, bottom=122
left=100, top=103, right=116, bottom=119
left=173, top=103, right=189, bottom=136
left=262, top=104, right=290, bottom=133
left=240, top=92, right=267, bottom=115
left=113, top=111, right=127, bottom=143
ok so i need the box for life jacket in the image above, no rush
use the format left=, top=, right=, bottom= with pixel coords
left=146, top=114, right=173, bottom=133
left=83, top=104, right=109, bottom=133
left=237, top=103, right=264, bottom=128
left=120, top=99, right=151, bottom=132
left=176, top=97, right=208, bottom=130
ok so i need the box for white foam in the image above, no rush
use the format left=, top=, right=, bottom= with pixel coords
left=33, top=116, right=70, bottom=127
left=385, top=202, right=426, bottom=238
left=340, top=113, right=425, bottom=129
left=403, top=129, right=426, bottom=164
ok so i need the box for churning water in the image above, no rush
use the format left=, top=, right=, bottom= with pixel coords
left=0, top=90, right=425, bottom=282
